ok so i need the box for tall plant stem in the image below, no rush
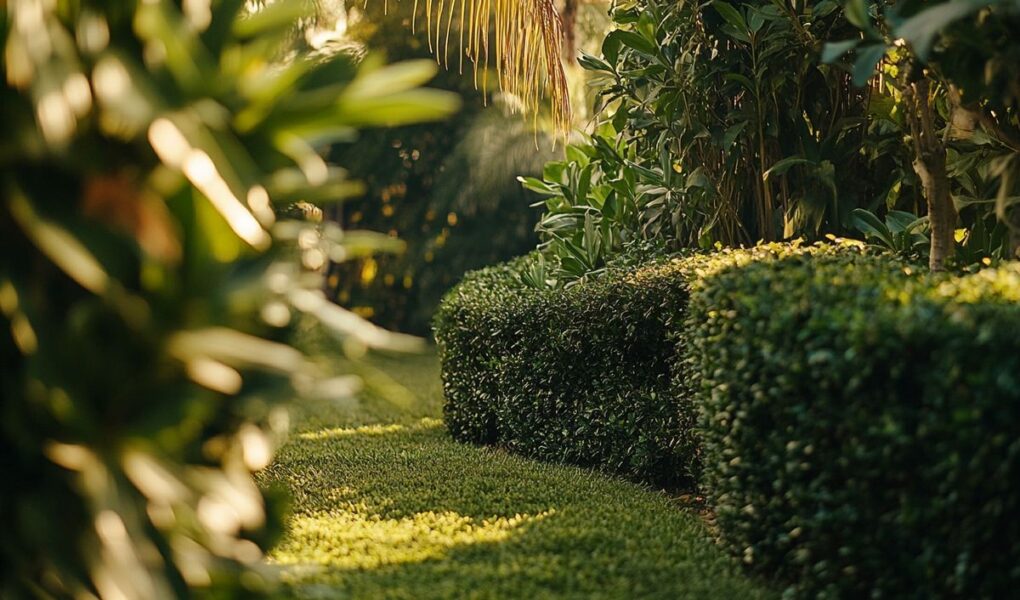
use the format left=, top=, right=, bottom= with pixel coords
left=904, top=76, right=954, bottom=271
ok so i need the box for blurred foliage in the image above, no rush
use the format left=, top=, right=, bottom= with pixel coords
left=326, top=1, right=556, bottom=335
left=0, top=0, right=455, bottom=597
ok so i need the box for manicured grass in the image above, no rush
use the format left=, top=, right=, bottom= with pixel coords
left=260, top=351, right=774, bottom=599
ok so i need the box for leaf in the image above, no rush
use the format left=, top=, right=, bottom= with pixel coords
left=886, top=210, right=921, bottom=234
left=232, top=0, right=314, bottom=39
left=853, top=44, right=887, bottom=87
left=763, top=157, right=811, bottom=180
left=721, top=122, right=748, bottom=150
left=8, top=191, right=109, bottom=294
left=821, top=39, right=861, bottom=64
left=714, top=2, right=747, bottom=33
left=896, top=0, right=990, bottom=61
left=851, top=208, right=895, bottom=247
left=578, top=52, right=614, bottom=73
left=845, top=0, right=873, bottom=30
left=518, top=176, right=556, bottom=195
left=613, top=30, right=659, bottom=57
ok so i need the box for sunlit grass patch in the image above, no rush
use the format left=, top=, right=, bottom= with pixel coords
left=297, top=418, right=444, bottom=442
left=262, top=349, right=774, bottom=599
left=274, top=508, right=553, bottom=571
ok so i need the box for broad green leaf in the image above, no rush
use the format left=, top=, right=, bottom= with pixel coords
left=763, top=156, right=811, bottom=180
left=851, top=208, right=895, bottom=247
left=822, top=39, right=861, bottom=64
left=845, top=0, right=873, bottom=30
left=613, top=30, right=659, bottom=56
left=896, top=0, right=990, bottom=61
left=853, top=44, right=887, bottom=86
left=714, top=2, right=747, bottom=33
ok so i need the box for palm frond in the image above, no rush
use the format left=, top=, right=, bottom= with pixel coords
left=390, top=0, right=572, bottom=134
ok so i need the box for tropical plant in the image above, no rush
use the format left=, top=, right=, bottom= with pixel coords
left=524, top=0, right=895, bottom=284
left=370, top=0, right=572, bottom=133
left=0, top=1, right=456, bottom=597
left=322, top=2, right=555, bottom=333
left=851, top=208, right=930, bottom=256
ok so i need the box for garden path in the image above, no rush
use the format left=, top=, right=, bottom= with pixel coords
left=260, top=351, right=772, bottom=599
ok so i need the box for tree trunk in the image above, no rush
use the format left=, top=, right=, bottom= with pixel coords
left=905, top=77, right=955, bottom=271
left=561, top=0, right=579, bottom=64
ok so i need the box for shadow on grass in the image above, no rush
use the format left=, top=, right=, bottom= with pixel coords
left=261, top=418, right=774, bottom=599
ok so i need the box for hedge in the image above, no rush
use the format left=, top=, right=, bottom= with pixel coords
left=438, top=243, right=1020, bottom=596
left=433, top=243, right=857, bottom=485
left=434, top=253, right=696, bottom=484
left=686, top=253, right=1020, bottom=598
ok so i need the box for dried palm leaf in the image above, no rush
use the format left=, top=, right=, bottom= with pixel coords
left=385, top=0, right=572, bottom=134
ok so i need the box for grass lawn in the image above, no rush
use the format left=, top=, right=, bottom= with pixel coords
left=260, top=350, right=774, bottom=599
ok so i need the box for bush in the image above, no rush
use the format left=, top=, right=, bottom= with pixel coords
left=434, top=243, right=860, bottom=485
left=434, top=253, right=698, bottom=485
left=686, top=253, right=1020, bottom=598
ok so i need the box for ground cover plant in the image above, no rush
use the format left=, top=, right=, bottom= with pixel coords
left=259, top=350, right=775, bottom=600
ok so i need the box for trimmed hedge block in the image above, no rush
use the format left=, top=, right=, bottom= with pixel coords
left=434, top=254, right=696, bottom=484
left=434, top=243, right=854, bottom=485
left=686, top=253, right=1020, bottom=598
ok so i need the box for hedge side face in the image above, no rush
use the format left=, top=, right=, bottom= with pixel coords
left=687, top=255, right=1020, bottom=598
left=434, top=254, right=699, bottom=484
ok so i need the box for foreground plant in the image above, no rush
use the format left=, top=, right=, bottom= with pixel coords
left=0, top=1, right=456, bottom=597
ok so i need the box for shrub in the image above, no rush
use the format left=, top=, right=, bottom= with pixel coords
left=686, top=253, right=1020, bottom=598
left=434, top=252, right=697, bottom=485
left=434, top=242, right=861, bottom=485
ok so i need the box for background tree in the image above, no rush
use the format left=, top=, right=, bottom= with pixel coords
left=828, top=0, right=1020, bottom=269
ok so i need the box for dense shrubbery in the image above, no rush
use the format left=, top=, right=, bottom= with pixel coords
left=438, top=243, right=1020, bottom=596
left=434, top=243, right=858, bottom=484
left=688, top=253, right=1020, bottom=598
left=435, top=253, right=699, bottom=485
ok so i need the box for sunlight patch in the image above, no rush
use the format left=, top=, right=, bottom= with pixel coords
left=298, top=417, right=443, bottom=441
left=271, top=508, right=555, bottom=573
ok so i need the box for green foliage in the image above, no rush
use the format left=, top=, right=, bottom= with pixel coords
left=825, top=0, right=1020, bottom=255
left=521, top=129, right=654, bottom=284
left=260, top=351, right=774, bottom=600
left=686, top=252, right=1020, bottom=598
left=529, top=0, right=882, bottom=276
left=0, top=1, right=456, bottom=596
left=851, top=208, right=931, bottom=256
left=433, top=252, right=698, bottom=485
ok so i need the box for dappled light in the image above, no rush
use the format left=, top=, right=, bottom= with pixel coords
left=275, top=508, right=552, bottom=570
